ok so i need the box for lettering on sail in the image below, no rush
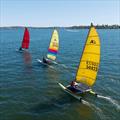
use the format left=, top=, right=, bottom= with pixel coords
left=86, top=61, right=98, bottom=72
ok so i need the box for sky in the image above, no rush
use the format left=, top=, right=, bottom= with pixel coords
left=0, top=0, right=120, bottom=27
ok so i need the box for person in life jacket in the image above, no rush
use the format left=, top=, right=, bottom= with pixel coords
left=19, top=47, right=23, bottom=51
left=70, top=80, right=78, bottom=87
left=70, top=80, right=91, bottom=93
left=43, top=57, right=51, bottom=64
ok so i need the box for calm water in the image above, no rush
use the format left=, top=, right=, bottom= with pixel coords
left=0, top=28, right=120, bottom=120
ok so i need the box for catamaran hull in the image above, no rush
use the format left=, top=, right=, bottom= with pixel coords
left=37, top=59, right=54, bottom=67
left=58, top=83, right=83, bottom=101
left=37, top=59, right=49, bottom=65
left=37, top=58, right=57, bottom=65
left=16, top=49, right=24, bottom=53
left=16, top=49, right=28, bottom=53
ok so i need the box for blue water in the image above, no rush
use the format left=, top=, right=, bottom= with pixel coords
left=0, top=28, right=120, bottom=120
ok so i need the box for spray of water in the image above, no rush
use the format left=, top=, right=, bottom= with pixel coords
left=97, top=95, right=120, bottom=110
left=81, top=99, right=91, bottom=107
left=82, top=99, right=106, bottom=120
left=91, top=103, right=106, bottom=120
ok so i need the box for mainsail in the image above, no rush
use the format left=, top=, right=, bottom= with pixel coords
left=76, top=24, right=100, bottom=87
left=21, top=28, right=30, bottom=49
left=47, top=29, right=59, bottom=61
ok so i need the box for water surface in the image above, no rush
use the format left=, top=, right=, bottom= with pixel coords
left=0, top=28, right=120, bottom=120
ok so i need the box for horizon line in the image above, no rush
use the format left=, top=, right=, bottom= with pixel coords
left=0, top=24, right=120, bottom=28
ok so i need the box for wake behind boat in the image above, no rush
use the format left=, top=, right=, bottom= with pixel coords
left=59, top=23, right=100, bottom=101
left=37, top=29, right=59, bottom=65
left=18, top=27, right=30, bottom=52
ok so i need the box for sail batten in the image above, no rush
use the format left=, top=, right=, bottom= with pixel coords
left=75, top=25, right=100, bottom=87
left=47, top=29, right=59, bottom=61
left=83, top=52, right=100, bottom=55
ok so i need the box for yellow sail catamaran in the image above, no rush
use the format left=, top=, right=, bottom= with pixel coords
left=59, top=23, right=100, bottom=100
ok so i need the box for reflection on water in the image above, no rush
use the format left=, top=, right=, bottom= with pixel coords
left=22, top=51, right=32, bottom=67
left=21, top=50, right=33, bottom=75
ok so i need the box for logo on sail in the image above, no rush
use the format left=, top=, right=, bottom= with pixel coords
left=90, top=40, right=96, bottom=44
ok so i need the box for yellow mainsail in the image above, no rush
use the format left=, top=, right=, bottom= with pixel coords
left=47, top=29, right=59, bottom=61
left=76, top=24, right=100, bottom=87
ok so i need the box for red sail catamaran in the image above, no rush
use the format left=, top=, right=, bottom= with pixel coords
left=19, top=28, right=30, bottom=51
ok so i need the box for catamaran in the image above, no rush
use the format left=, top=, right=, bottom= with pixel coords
left=37, top=29, right=59, bottom=65
left=59, top=23, right=100, bottom=101
left=19, top=27, right=30, bottom=51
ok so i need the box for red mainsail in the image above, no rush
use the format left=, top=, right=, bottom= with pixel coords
left=21, top=28, right=30, bottom=49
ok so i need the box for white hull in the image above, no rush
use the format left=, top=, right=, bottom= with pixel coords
left=58, top=83, right=82, bottom=101
left=37, top=59, right=54, bottom=69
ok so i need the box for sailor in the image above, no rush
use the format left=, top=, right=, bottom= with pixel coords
left=70, top=80, right=78, bottom=88
left=71, top=80, right=92, bottom=93
left=43, top=57, right=51, bottom=64
left=67, top=80, right=81, bottom=92
left=19, top=47, right=22, bottom=51
left=43, top=57, right=47, bottom=63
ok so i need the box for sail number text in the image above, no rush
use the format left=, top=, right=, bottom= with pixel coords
left=86, top=61, right=99, bottom=72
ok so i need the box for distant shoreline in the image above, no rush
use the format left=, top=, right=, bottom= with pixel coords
left=0, top=25, right=120, bottom=29
left=68, top=25, right=120, bottom=29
